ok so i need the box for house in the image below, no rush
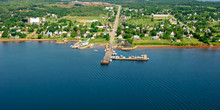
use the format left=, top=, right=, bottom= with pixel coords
left=186, top=34, right=193, bottom=39
left=30, top=17, right=40, bottom=24
left=93, top=33, right=97, bottom=37
left=105, top=7, right=113, bottom=10
left=81, top=41, right=89, bottom=46
left=170, top=19, right=177, bottom=24
left=133, top=35, right=140, bottom=40
left=86, top=30, right=90, bottom=34
left=83, top=33, right=88, bottom=37
left=42, top=18, right=46, bottom=22
left=14, top=35, right=19, bottom=39
left=152, top=36, right=159, bottom=40
left=62, top=38, right=67, bottom=42
left=87, top=20, right=98, bottom=23
left=67, top=32, right=71, bottom=37
left=45, top=31, right=53, bottom=37
left=152, top=14, right=169, bottom=19
left=54, top=31, right=58, bottom=35
left=21, top=31, right=28, bottom=34
left=170, top=31, right=175, bottom=37
left=62, top=25, right=68, bottom=29
left=96, top=26, right=105, bottom=28
left=15, top=29, right=20, bottom=32
left=157, top=31, right=163, bottom=36
left=75, top=36, right=81, bottom=39
left=0, top=31, right=3, bottom=37
left=176, top=39, right=181, bottom=42
left=118, top=34, right=123, bottom=39
left=77, top=30, right=81, bottom=35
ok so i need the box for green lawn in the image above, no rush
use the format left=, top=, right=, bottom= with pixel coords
left=180, top=38, right=203, bottom=45
left=133, top=37, right=172, bottom=45
left=127, top=15, right=170, bottom=26
left=90, top=38, right=109, bottom=44
left=132, top=37, right=204, bottom=46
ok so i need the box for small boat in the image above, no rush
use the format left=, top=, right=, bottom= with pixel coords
left=94, top=49, right=98, bottom=52
left=110, top=59, right=112, bottom=62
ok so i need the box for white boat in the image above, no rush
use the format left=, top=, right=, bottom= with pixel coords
left=94, top=49, right=98, bottom=52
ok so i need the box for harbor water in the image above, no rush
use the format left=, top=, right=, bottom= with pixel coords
left=0, top=41, right=220, bottom=110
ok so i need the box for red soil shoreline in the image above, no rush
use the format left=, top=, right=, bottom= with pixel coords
left=0, top=39, right=219, bottom=49
left=136, top=45, right=220, bottom=49
left=0, top=39, right=79, bottom=42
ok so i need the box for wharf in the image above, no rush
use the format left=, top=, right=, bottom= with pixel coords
left=111, top=55, right=149, bottom=61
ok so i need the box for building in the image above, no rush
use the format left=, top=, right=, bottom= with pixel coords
left=157, top=31, right=163, bottom=36
left=77, top=30, right=81, bottom=35
left=67, top=32, right=71, bottom=37
left=21, top=31, right=28, bottom=34
left=75, top=36, right=81, bottom=39
left=30, top=17, right=40, bottom=24
left=170, top=31, right=175, bottom=37
left=133, top=35, right=140, bottom=40
left=105, top=7, right=113, bottom=10
left=118, top=34, right=123, bottom=39
left=45, top=31, right=53, bottom=37
left=152, top=36, right=159, bottom=40
left=170, top=19, right=177, bottom=24
left=0, top=31, right=3, bottom=37
left=81, top=41, right=89, bottom=46
left=152, top=14, right=169, bottom=19
left=83, top=33, right=88, bottom=38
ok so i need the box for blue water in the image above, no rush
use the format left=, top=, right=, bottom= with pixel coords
left=0, top=41, right=220, bottom=110
left=198, top=0, right=220, bottom=1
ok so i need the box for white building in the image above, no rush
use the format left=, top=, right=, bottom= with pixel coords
left=105, top=7, right=113, bottom=10
left=30, top=17, right=40, bottom=24
left=0, top=31, right=3, bottom=37
left=170, top=32, right=175, bottom=37
left=133, top=35, right=140, bottom=40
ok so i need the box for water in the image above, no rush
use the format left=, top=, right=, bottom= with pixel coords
left=0, top=41, right=220, bottom=110
left=198, top=0, right=220, bottom=1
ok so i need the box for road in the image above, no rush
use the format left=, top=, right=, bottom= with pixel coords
left=170, top=15, right=195, bottom=33
left=110, top=5, right=121, bottom=46
left=101, top=5, right=121, bottom=65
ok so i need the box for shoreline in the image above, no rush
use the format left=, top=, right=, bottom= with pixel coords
left=0, top=39, right=79, bottom=43
left=0, top=39, right=219, bottom=49
left=118, top=45, right=220, bottom=50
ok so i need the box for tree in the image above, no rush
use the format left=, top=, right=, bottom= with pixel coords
left=151, top=29, right=157, bottom=36
left=2, top=30, right=8, bottom=38
left=38, top=34, right=42, bottom=39
left=28, top=28, right=34, bottom=32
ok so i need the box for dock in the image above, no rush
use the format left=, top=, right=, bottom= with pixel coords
left=111, top=55, right=149, bottom=61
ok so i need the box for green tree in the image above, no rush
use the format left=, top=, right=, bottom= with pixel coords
left=2, top=30, right=8, bottom=38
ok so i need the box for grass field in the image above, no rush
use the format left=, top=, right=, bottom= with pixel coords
left=132, top=37, right=204, bottom=46
left=90, top=38, right=109, bottom=44
left=127, top=15, right=170, bottom=26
